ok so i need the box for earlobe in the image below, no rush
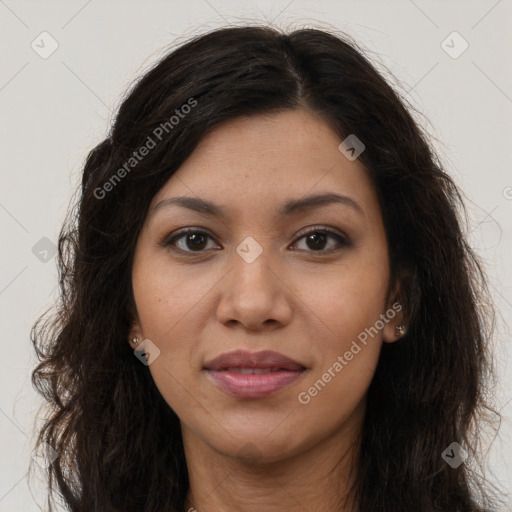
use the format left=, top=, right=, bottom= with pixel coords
left=394, top=324, right=407, bottom=338
left=382, top=300, right=407, bottom=343
left=384, top=267, right=413, bottom=343
left=128, top=314, right=143, bottom=348
left=383, top=320, right=407, bottom=343
left=128, top=330, right=142, bottom=348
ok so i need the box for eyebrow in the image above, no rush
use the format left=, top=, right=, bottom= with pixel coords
left=151, top=192, right=364, bottom=219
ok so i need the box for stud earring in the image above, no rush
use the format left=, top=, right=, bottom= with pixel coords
left=395, top=324, right=406, bottom=337
left=132, top=337, right=140, bottom=346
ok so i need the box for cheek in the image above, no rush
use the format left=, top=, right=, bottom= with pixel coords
left=132, top=277, right=203, bottom=420
left=292, top=279, right=387, bottom=438
left=303, top=254, right=389, bottom=346
left=131, top=251, right=226, bottom=411
left=293, top=253, right=388, bottom=409
left=132, top=248, right=218, bottom=342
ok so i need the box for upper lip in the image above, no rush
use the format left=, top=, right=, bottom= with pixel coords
left=204, top=350, right=305, bottom=371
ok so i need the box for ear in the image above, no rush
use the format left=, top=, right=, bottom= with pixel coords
left=127, top=310, right=144, bottom=349
left=382, top=272, right=408, bottom=343
left=382, top=299, right=406, bottom=343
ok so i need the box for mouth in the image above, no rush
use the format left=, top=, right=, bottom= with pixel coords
left=203, top=350, right=306, bottom=398
left=221, top=367, right=288, bottom=374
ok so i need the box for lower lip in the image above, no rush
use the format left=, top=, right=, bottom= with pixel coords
left=204, top=369, right=304, bottom=398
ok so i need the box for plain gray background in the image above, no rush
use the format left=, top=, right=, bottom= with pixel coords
left=1, top=1, right=511, bottom=510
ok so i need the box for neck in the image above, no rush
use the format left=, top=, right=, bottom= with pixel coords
left=182, top=418, right=361, bottom=512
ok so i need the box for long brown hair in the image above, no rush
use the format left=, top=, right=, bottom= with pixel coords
left=31, top=25, right=500, bottom=511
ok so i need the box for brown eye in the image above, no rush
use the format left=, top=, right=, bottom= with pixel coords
left=164, top=229, right=219, bottom=253
left=292, top=227, right=350, bottom=254
left=305, top=232, right=328, bottom=251
left=182, top=232, right=208, bottom=251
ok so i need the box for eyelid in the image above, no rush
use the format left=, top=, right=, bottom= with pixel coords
left=162, top=227, right=220, bottom=251
left=162, top=225, right=351, bottom=254
left=295, top=224, right=349, bottom=243
left=290, top=225, right=351, bottom=254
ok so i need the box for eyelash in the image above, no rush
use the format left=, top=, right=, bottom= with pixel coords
left=162, top=225, right=351, bottom=256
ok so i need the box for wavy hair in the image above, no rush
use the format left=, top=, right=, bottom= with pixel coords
left=31, top=25, right=500, bottom=511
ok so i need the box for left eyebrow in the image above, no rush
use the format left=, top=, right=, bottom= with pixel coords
left=150, top=192, right=364, bottom=219
left=278, top=192, right=364, bottom=217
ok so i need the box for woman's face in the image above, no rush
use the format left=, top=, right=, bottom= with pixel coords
left=130, top=109, right=403, bottom=462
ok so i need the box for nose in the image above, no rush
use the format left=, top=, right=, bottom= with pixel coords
left=215, top=244, right=293, bottom=332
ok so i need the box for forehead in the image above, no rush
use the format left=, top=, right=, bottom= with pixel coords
left=149, top=109, right=378, bottom=221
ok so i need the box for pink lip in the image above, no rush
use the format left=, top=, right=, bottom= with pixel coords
left=203, top=350, right=306, bottom=398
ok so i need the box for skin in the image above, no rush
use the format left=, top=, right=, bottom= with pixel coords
left=129, top=109, right=405, bottom=512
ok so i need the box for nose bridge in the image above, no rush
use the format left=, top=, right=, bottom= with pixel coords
left=216, top=233, right=292, bottom=329
left=231, top=233, right=277, bottom=298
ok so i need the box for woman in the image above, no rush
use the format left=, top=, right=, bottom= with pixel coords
left=31, top=25, right=501, bottom=511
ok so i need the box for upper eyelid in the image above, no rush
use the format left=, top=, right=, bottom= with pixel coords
left=165, top=225, right=349, bottom=250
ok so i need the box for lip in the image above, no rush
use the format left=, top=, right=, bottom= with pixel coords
left=203, top=350, right=306, bottom=398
